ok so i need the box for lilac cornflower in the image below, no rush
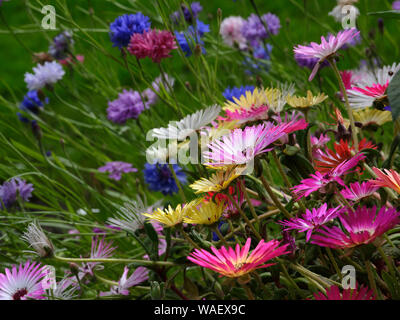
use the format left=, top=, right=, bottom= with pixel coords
left=24, top=61, right=65, bottom=91
left=0, top=178, right=34, bottom=209
left=48, top=31, right=74, bottom=60
left=107, top=89, right=146, bottom=124
left=109, top=13, right=151, bottom=49
left=143, top=163, right=187, bottom=195
left=242, top=13, right=281, bottom=46
left=18, top=90, right=48, bottom=123
left=223, top=85, right=255, bottom=102
left=280, top=204, right=343, bottom=242
left=98, top=161, right=138, bottom=181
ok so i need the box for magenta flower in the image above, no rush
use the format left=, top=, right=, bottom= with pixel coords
left=294, top=28, right=360, bottom=81
left=292, top=153, right=366, bottom=199
left=188, top=238, right=288, bottom=278
left=340, top=181, right=379, bottom=202
left=347, top=81, right=389, bottom=109
left=314, top=285, right=375, bottom=300
left=280, top=203, right=343, bottom=242
left=311, top=206, right=400, bottom=249
left=100, top=266, right=149, bottom=296
left=128, top=29, right=177, bottom=63
left=220, top=105, right=269, bottom=123
left=0, top=261, right=47, bottom=300
left=98, top=161, right=138, bottom=181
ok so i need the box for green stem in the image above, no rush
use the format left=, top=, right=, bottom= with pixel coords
left=177, top=224, right=201, bottom=250
left=212, top=225, right=230, bottom=247
left=240, top=282, right=255, bottom=300
left=259, top=175, right=292, bottom=219
left=377, top=246, right=396, bottom=277
left=365, top=260, right=382, bottom=300
left=240, top=179, right=260, bottom=225
left=169, top=163, right=187, bottom=203
left=326, top=248, right=342, bottom=281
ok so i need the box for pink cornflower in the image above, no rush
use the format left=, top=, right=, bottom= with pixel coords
left=0, top=261, right=47, bottom=300
left=314, top=285, right=375, bottom=300
left=292, top=153, right=366, bottom=199
left=128, top=29, right=177, bottom=63
left=78, top=237, right=117, bottom=279
left=280, top=203, right=343, bottom=242
left=347, top=81, right=389, bottom=109
left=340, top=181, right=379, bottom=202
left=311, top=206, right=400, bottom=249
left=188, top=238, right=288, bottom=278
left=371, top=167, right=400, bottom=194
left=294, top=28, right=360, bottom=81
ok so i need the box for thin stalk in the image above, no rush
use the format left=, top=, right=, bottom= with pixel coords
left=168, top=163, right=187, bottom=203
left=365, top=260, right=382, bottom=300
left=278, top=260, right=306, bottom=298
left=212, top=225, right=230, bottom=247
left=241, top=179, right=259, bottom=225
left=335, top=192, right=355, bottom=213
left=326, top=248, right=342, bottom=281
left=377, top=246, right=396, bottom=277
left=240, top=282, right=255, bottom=300
left=177, top=224, right=201, bottom=250
left=226, top=193, right=262, bottom=241
left=259, top=175, right=292, bottom=219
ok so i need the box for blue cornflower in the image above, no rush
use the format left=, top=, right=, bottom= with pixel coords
left=143, top=163, right=187, bottom=196
left=175, top=20, right=210, bottom=56
left=17, top=90, right=48, bottom=123
left=244, top=44, right=273, bottom=75
left=0, top=178, right=34, bottom=209
left=223, top=85, right=255, bottom=102
left=109, top=13, right=151, bottom=49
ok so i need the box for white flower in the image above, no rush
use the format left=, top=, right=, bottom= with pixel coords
left=353, top=63, right=400, bottom=87
left=266, top=82, right=296, bottom=113
left=151, top=105, right=221, bottom=140
left=47, top=276, right=79, bottom=300
left=22, top=222, right=54, bottom=258
left=24, top=61, right=65, bottom=90
left=329, top=0, right=359, bottom=22
left=220, top=16, right=247, bottom=50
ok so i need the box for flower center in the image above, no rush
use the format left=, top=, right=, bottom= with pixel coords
left=13, top=288, right=28, bottom=300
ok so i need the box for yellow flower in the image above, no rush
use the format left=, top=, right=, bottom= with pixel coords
left=183, top=200, right=226, bottom=225
left=190, top=166, right=244, bottom=193
left=287, top=90, right=328, bottom=109
left=223, top=88, right=268, bottom=112
left=352, top=108, right=392, bottom=126
left=142, top=204, right=187, bottom=227
left=202, top=120, right=239, bottom=143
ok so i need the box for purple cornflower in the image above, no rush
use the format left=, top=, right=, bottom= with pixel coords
left=143, top=163, right=187, bottom=195
left=242, top=13, right=281, bottom=46
left=0, top=261, right=47, bottom=300
left=0, top=178, right=34, bottom=209
left=18, top=90, right=48, bottom=123
left=223, top=85, right=255, bottom=102
left=48, top=31, right=74, bottom=60
left=280, top=203, right=343, bottom=242
left=107, top=89, right=146, bottom=124
left=171, top=2, right=203, bottom=24
left=98, top=161, right=138, bottom=181
left=109, top=13, right=151, bottom=49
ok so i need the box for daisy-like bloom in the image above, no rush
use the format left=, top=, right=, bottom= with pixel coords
left=78, top=237, right=117, bottom=279
left=287, top=90, right=328, bottom=109
left=0, top=261, right=47, bottom=300
left=188, top=238, right=288, bottom=278
left=190, top=166, right=245, bottom=194
left=221, top=105, right=269, bottom=124
left=223, top=87, right=268, bottom=112
left=24, top=61, right=65, bottom=90
left=280, top=204, right=343, bottom=242
left=98, top=161, right=138, bottom=181
left=264, top=83, right=296, bottom=113
left=292, top=153, right=366, bottom=199
left=47, top=276, right=79, bottom=300
left=314, top=139, right=375, bottom=174
left=347, top=82, right=389, bottom=109
left=371, top=167, right=400, bottom=194
left=142, top=203, right=188, bottom=227
left=203, top=123, right=287, bottom=168
left=0, top=178, right=34, bottom=209
left=314, top=285, right=375, bottom=300
left=184, top=200, right=226, bottom=225
left=151, top=105, right=221, bottom=140
left=22, top=222, right=54, bottom=258
left=352, top=108, right=392, bottom=127
left=340, top=181, right=379, bottom=202
left=143, top=163, right=187, bottom=195
left=311, top=206, right=400, bottom=249
left=293, top=28, right=360, bottom=81
left=350, top=62, right=400, bottom=88
left=328, top=0, right=359, bottom=23
left=219, top=16, right=247, bottom=50
left=109, top=13, right=151, bottom=49
left=107, top=89, right=145, bottom=124
left=100, top=267, right=149, bottom=296
left=128, top=29, right=177, bottom=63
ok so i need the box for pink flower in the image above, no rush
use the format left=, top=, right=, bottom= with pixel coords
left=100, top=266, right=149, bottom=296
left=188, top=238, right=288, bottom=278
left=292, top=153, right=366, bottom=199
left=314, top=285, right=375, bottom=300
left=371, top=167, right=400, bottom=194
left=280, top=203, right=343, bottom=241
left=347, top=81, right=389, bottom=109
left=311, top=206, right=400, bottom=249
left=340, top=181, right=379, bottom=202
left=0, top=261, right=47, bottom=300
left=310, top=133, right=330, bottom=149
left=219, top=105, right=269, bottom=123
left=128, top=29, right=177, bottom=63
left=294, top=28, right=360, bottom=81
